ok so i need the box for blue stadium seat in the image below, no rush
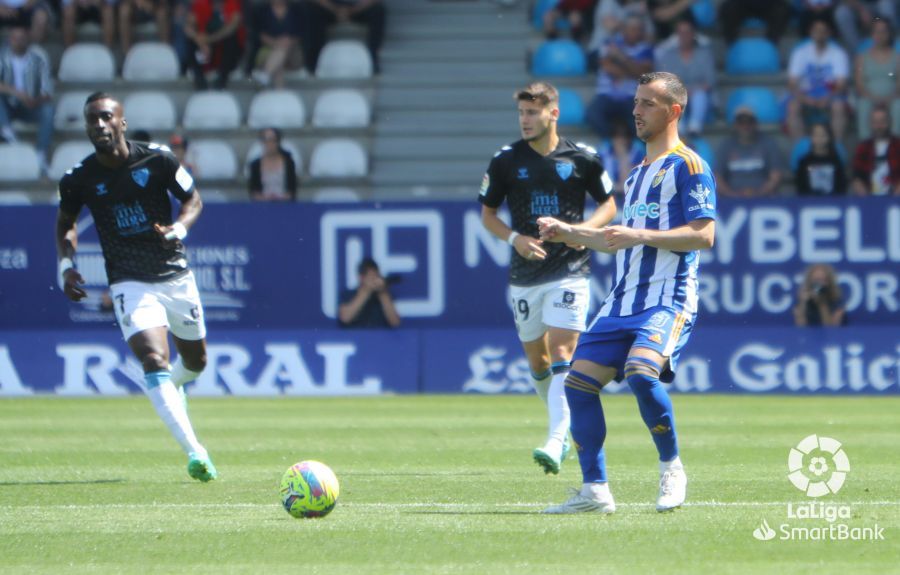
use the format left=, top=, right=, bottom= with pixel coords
left=691, top=0, right=716, bottom=30
left=789, top=137, right=849, bottom=172
left=726, top=87, right=782, bottom=124
left=687, top=137, right=715, bottom=170
left=532, top=0, right=568, bottom=31
left=531, top=40, right=587, bottom=77
left=725, top=38, right=780, bottom=75
left=557, top=88, right=585, bottom=125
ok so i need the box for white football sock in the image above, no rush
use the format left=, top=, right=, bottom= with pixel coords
left=170, top=356, right=203, bottom=388
left=581, top=482, right=610, bottom=499
left=147, top=380, right=206, bottom=457
left=547, top=371, right=570, bottom=444
left=660, top=456, right=683, bottom=473
left=531, top=371, right=551, bottom=405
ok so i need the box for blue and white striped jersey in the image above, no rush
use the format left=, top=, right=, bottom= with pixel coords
left=596, top=143, right=717, bottom=319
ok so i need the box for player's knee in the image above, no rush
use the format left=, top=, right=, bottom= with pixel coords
left=624, top=357, right=662, bottom=390
left=141, top=352, right=169, bottom=374
left=564, top=369, right=603, bottom=400
left=186, top=353, right=207, bottom=373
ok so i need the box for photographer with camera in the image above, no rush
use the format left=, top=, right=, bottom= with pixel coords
left=337, top=257, right=401, bottom=329
left=793, top=263, right=847, bottom=327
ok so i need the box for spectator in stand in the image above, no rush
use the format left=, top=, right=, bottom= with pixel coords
left=835, top=0, right=897, bottom=51
left=183, top=0, right=244, bottom=90
left=338, top=257, right=401, bottom=328
left=646, top=0, right=692, bottom=40
left=786, top=17, right=850, bottom=141
left=597, top=119, right=644, bottom=193
left=248, top=127, right=297, bottom=201
left=542, top=0, right=596, bottom=43
left=586, top=13, right=653, bottom=138
left=654, top=16, right=715, bottom=137
left=796, top=122, right=848, bottom=195
left=0, top=0, right=52, bottom=43
left=853, top=18, right=900, bottom=139
left=118, top=0, right=170, bottom=54
left=587, top=0, right=652, bottom=60
left=0, top=24, right=53, bottom=175
left=302, top=0, right=385, bottom=75
left=851, top=104, right=900, bottom=195
left=793, top=264, right=846, bottom=327
left=718, top=0, right=790, bottom=44
left=249, top=0, right=303, bottom=88
left=169, top=133, right=197, bottom=175
left=62, top=0, right=117, bottom=48
left=714, top=106, right=784, bottom=197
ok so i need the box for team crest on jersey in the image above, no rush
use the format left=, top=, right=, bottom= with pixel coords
left=131, top=168, right=150, bottom=188
left=651, top=168, right=667, bottom=188
left=95, top=183, right=108, bottom=196
left=648, top=311, right=670, bottom=329
left=556, top=162, right=573, bottom=181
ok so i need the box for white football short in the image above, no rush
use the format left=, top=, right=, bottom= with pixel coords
left=508, top=276, right=590, bottom=342
left=109, top=271, right=207, bottom=342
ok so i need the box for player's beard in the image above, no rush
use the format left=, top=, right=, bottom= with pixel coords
left=522, top=123, right=549, bottom=143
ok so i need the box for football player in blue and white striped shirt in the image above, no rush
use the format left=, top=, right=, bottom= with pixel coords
left=537, top=72, right=716, bottom=514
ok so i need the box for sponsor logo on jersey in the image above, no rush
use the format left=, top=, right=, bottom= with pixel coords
left=553, top=290, right=583, bottom=312
left=530, top=191, right=560, bottom=216
left=648, top=333, right=663, bottom=344
left=651, top=168, right=667, bottom=188
left=131, top=167, right=150, bottom=188
left=689, top=182, right=714, bottom=211
left=623, top=202, right=660, bottom=220
left=556, top=162, right=573, bottom=181
left=517, top=167, right=529, bottom=180
left=96, top=183, right=108, bottom=196
left=479, top=173, right=490, bottom=195
left=113, top=201, right=150, bottom=236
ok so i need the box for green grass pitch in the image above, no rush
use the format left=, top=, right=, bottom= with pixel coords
left=0, top=395, right=897, bottom=574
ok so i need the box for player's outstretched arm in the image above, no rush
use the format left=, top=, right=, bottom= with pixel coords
left=55, top=209, right=87, bottom=301
left=537, top=217, right=614, bottom=253
left=604, top=218, right=715, bottom=252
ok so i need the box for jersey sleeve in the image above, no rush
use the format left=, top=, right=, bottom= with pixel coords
left=57, top=173, right=83, bottom=215
left=586, top=151, right=614, bottom=203
left=477, top=147, right=511, bottom=208
left=159, top=147, right=196, bottom=201
left=676, top=157, right=717, bottom=222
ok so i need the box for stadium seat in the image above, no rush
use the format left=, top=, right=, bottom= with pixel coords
left=316, top=40, right=373, bottom=79
left=855, top=37, right=900, bottom=53
left=556, top=88, right=585, bottom=126
left=123, top=91, right=177, bottom=131
left=247, top=90, right=306, bottom=129
left=691, top=0, right=716, bottom=29
left=531, top=0, right=569, bottom=31
left=0, top=191, right=32, bottom=205
left=311, top=187, right=361, bottom=202
left=312, top=89, right=370, bottom=128
left=0, top=143, right=41, bottom=181
left=725, top=38, right=781, bottom=75
left=726, top=87, right=782, bottom=124
left=244, top=139, right=303, bottom=176
left=122, top=42, right=180, bottom=81
left=54, top=91, right=92, bottom=131
left=309, top=138, right=368, bottom=177
left=687, top=137, right=715, bottom=170
left=182, top=92, right=242, bottom=129
left=190, top=140, right=238, bottom=179
left=48, top=141, right=95, bottom=180
left=531, top=39, right=586, bottom=77
left=57, top=43, right=115, bottom=81
left=789, top=137, right=849, bottom=171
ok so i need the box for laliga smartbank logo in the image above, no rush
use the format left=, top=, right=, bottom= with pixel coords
left=752, top=435, right=884, bottom=543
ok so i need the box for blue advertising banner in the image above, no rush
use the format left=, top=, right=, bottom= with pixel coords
left=0, top=327, right=896, bottom=396
left=1, top=198, right=898, bottom=330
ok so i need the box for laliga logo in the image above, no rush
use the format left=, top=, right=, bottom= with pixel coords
left=787, top=434, right=850, bottom=498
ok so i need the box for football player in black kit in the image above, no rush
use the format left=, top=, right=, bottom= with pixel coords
left=55, top=92, right=217, bottom=482
left=479, top=82, right=617, bottom=475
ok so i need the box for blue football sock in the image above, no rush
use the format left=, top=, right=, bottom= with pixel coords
left=564, top=370, right=608, bottom=483
left=144, top=369, right=171, bottom=389
left=625, top=357, right=678, bottom=462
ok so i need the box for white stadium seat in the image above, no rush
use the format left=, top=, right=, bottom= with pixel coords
left=123, top=91, right=177, bottom=131
left=0, top=143, right=41, bottom=181
left=316, top=40, right=373, bottom=79
left=122, top=42, right=180, bottom=81
left=312, top=89, right=370, bottom=128
left=247, top=90, right=306, bottom=128
left=183, top=92, right=241, bottom=129
left=311, top=187, right=361, bottom=202
left=49, top=141, right=95, bottom=180
left=190, top=139, right=238, bottom=179
left=58, top=43, right=115, bottom=81
left=309, top=138, right=368, bottom=177
left=0, top=191, right=33, bottom=205
left=54, top=91, right=92, bottom=131
left=244, top=139, right=303, bottom=176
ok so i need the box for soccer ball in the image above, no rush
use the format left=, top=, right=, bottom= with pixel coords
left=280, top=460, right=340, bottom=518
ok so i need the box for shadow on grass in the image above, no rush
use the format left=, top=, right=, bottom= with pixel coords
left=0, top=479, right=126, bottom=486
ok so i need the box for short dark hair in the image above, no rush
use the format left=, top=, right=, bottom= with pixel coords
left=514, top=81, right=559, bottom=107
left=358, top=257, right=379, bottom=275
left=85, top=92, right=117, bottom=106
left=638, top=72, right=688, bottom=108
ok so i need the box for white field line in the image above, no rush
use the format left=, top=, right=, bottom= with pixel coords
left=1, top=501, right=899, bottom=511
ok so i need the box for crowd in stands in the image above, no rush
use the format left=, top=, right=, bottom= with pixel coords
left=536, top=0, right=900, bottom=196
